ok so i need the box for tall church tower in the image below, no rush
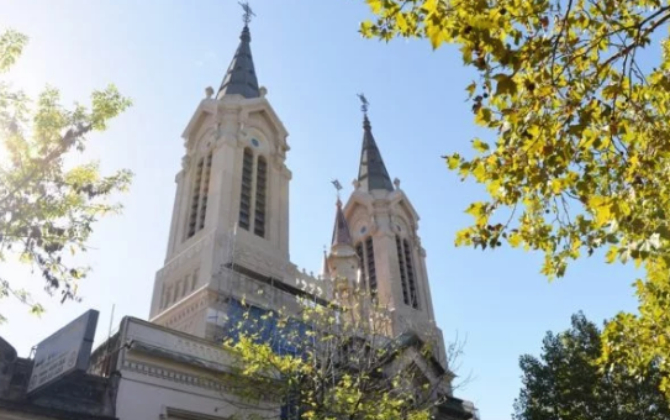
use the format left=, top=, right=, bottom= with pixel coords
left=149, top=17, right=296, bottom=338
left=342, top=106, right=446, bottom=364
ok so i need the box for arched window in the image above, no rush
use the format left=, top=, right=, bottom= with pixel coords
left=365, top=237, right=377, bottom=297
left=355, top=238, right=377, bottom=298
left=356, top=243, right=366, bottom=290
left=403, top=238, right=419, bottom=309
left=199, top=153, right=213, bottom=230
left=186, top=158, right=204, bottom=238
left=186, top=152, right=212, bottom=239
left=254, top=156, right=267, bottom=237
left=239, top=148, right=254, bottom=230
left=396, top=235, right=410, bottom=306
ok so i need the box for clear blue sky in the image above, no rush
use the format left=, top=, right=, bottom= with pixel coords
left=0, top=1, right=642, bottom=418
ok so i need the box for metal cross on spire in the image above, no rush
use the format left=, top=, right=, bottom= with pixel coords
left=239, top=1, right=256, bottom=25
left=357, top=93, right=370, bottom=115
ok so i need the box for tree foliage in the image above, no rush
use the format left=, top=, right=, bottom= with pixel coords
left=514, top=312, right=670, bottom=420
left=217, top=288, right=469, bottom=420
left=360, top=0, right=670, bottom=395
left=0, top=28, right=132, bottom=321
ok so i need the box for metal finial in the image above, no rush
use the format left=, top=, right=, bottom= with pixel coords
left=331, top=179, right=343, bottom=201
left=239, top=1, right=256, bottom=25
left=357, top=93, right=369, bottom=115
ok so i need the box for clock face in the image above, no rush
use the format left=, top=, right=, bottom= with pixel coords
left=251, top=138, right=260, bottom=148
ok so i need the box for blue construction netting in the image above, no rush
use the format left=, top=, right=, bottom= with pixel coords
left=222, top=298, right=309, bottom=419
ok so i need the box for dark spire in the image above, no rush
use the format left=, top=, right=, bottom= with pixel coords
left=357, top=114, right=394, bottom=192
left=331, top=199, right=353, bottom=247
left=217, top=6, right=260, bottom=99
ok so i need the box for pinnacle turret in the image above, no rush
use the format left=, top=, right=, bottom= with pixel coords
left=331, top=199, right=353, bottom=248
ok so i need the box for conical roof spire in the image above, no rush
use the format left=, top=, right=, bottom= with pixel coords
left=217, top=5, right=260, bottom=99
left=331, top=199, right=353, bottom=247
left=357, top=101, right=394, bottom=191
left=321, top=247, right=330, bottom=277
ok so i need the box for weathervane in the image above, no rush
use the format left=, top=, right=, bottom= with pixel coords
left=239, top=1, right=255, bottom=25
left=331, top=179, right=343, bottom=201
left=357, top=93, right=369, bottom=116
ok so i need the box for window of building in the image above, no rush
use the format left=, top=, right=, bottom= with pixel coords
left=396, top=235, right=410, bottom=306
left=186, top=158, right=203, bottom=238
left=186, top=152, right=212, bottom=240
left=239, top=148, right=254, bottom=230
left=403, top=238, right=419, bottom=309
left=254, top=156, right=267, bottom=237
left=198, top=153, right=212, bottom=230
left=365, top=237, right=377, bottom=297
left=355, top=238, right=377, bottom=297
left=355, top=243, right=366, bottom=289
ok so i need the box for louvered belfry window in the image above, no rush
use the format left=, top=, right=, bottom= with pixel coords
left=254, top=156, right=267, bottom=237
left=198, top=153, right=213, bottom=230
left=239, top=148, right=254, bottom=230
left=396, top=235, right=411, bottom=306
left=403, top=238, right=419, bottom=309
left=356, top=243, right=366, bottom=289
left=365, top=237, right=377, bottom=297
left=186, top=151, right=213, bottom=240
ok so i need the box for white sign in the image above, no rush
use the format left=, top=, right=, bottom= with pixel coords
left=27, top=309, right=99, bottom=394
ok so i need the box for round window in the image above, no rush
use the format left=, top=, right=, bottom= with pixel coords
left=251, top=138, right=260, bottom=147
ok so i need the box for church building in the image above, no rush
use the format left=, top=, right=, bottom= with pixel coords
left=148, top=11, right=448, bottom=369
left=0, top=7, right=479, bottom=420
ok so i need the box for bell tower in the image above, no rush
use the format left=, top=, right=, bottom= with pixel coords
left=342, top=97, right=446, bottom=365
left=149, top=8, right=292, bottom=338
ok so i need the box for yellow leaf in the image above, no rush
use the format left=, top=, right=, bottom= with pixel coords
left=446, top=154, right=460, bottom=169
left=472, top=138, right=490, bottom=153
left=396, top=12, right=408, bottom=32
left=366, top=0, right=383, bottom=14
left=426, top=24, right=444, bottom=49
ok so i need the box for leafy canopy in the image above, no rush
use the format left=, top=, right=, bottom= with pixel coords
left=361, top=0, right=670, bottom=396
left=218, top=287, right=467, bottom=420
left=0, top=28, right=132, bottom=321
left=514, top=313, right=670, bottom=420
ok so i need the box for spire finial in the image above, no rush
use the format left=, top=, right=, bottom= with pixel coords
left=357, top=93, right=369, bottom=116
left=239, top=1, right=255, bottom=26
left=331, top=179, right=343, bottom=204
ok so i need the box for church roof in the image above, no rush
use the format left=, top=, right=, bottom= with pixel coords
left=357, top=115, right=394, bottom=192
left=331, top=199, right=353, bottom=247
left=217, top=25, right=260, bottom=99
